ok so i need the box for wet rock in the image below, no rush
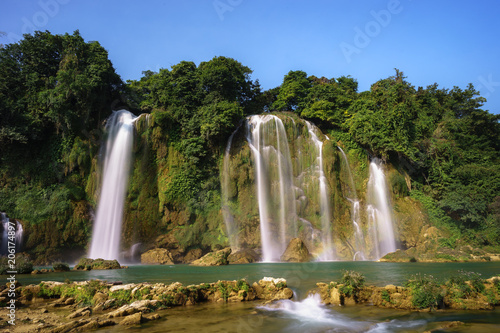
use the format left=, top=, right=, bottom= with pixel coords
left=280, top=238, right=312, bottom=262
left=67, top=306, right=91, bottom=319
left=253, top=277, right=293, bottom=301
left=329, top=286, right=341, bottom=305
left=109, top=283, right=135, bottom=293
left=64, top=297, right=75, bottom=305
left=191, top=247, right=232, bottom=266
left=48, top=318, right=91, bottom=333
left=228, top=249, right=259, bottom=264
left=182, top=248, right=203, bottom=263
left=93, top=291, right=108, bottom=304
left=106, top=305, right=140, bottom=318
left=145, top=313, right=161, bottom=321
left=120, top=312, right=143, bottom=325
left=73, top=258, right=122, bottom=270
left=141, top=248, right=175, bottom=265
left=106, top=299, right=159, bottom=319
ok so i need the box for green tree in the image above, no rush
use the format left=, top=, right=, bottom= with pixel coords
left=273, top=70, right=311, bottom=112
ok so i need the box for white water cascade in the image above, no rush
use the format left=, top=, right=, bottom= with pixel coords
left=366, top=159, right=397, bottom=259
left=0, top=212, right=23, bottom=255
left=338, top=147, right=365, bottom=260
left=221, top=125, right=242, bottom=251
left=89, top=110, right=137, bottom=260
left=306, top=121, right=335, bottom=261
left=246, top=115, right=297, bottom=262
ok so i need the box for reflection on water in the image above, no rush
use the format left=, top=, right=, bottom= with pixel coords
left=17, top=262, right=500, bottom=332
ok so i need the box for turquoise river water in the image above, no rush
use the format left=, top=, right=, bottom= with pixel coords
left=18, top=261, right=500, bottom=332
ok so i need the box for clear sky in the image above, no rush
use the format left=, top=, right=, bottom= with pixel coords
left=1, top=0, right=500, bottom=114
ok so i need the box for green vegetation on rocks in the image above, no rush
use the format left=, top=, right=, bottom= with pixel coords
left=73, top=258, right=122, bottom=270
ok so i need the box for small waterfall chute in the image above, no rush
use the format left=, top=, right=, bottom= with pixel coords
left=366, top=159, right=397, bottom=259
left=0, top=212, right=23, bottom=255
left=221, top=124, right=242, bottom=251
left=246, top=115, right=297, bottom=262
left=338, top=147, right=366, bottom=260
left=305, top=121, right=335, bottom=261
left=89, top=110, right=137, bottom=260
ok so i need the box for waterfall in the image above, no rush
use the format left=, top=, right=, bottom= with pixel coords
left=222, top=125, right=242, bottom=251
left=0, top=212, right=23, bottom=255
left=338, top=147, right=365, bottom=260
left=305, top=121, right=335, bottom=261
left=89, top=110, right=137, bottom=260
left=366, top=159, right=397, bottom=259
left=246, top=115, right=297, bottom=262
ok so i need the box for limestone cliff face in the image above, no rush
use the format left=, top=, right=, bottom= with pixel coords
left=87, top=112, right=429, bottom=262
left=219, top=113, right=429, bottom=260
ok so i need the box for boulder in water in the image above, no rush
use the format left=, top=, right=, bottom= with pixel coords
left=280, top=238, right=312, bottom=262
left=182, top=248, right=203, bottom=263
left=74, top=258, right=122, bottom=270
left=140, top=248, right=174, bottom=265
left=228, top=249, right=259, bottom=264
left=191, top=247, right=231, bottom=266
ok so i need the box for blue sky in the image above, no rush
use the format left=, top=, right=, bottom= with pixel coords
left=1, top=0, right=500, bottom=114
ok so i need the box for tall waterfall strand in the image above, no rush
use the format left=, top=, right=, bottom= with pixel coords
left=1, top=212, right=23, bottom=255
left=246, top=115, right=296, bottom=262
left=366, top=159, right=397, bottom=259
left=305, top=121, right=335, bottom=261
left=338, top=147, right=365, bottom=260
left=221, top=125, right=242, bottom=251
left=89, top=110, right=137, bottom=260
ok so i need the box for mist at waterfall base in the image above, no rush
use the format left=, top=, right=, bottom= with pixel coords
left=223, top=114, right=397, bottom=262
left=89, top=110, right=137, bottom=261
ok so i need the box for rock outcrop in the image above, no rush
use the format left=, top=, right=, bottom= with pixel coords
left=73, top=258, right=122, bottom=270
left=140, top=248, right=175, bottom=265
left=280, top=238, right=312, bottom=262
left=191, top=247, right=232, bottom=266
left=228, top=249, right=260, bottom=264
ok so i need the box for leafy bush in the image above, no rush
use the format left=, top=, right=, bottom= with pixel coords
left=446, top=271, right=472, bottom=300
left=493, top=278, right=500, bottom=293
left=338, top=270, right=365, bottom=299
left=405, top=274, right=443, bottom=309
left=52, top=262, right=70, bottom=272
left=109, top=289, right=133, bottom=306
left=381, top=289, right=391, bottom=303
left=236, top=279, right=250, bottom=292
left=217, top=282, right=229, bottom=301
left=61, top=280, right=107, bottom=306
left=0, top=255, right=33, bottom=274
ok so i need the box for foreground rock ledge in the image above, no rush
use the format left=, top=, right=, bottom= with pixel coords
left=314, top=275, right=500, bottom=310
left=8, top=277, right=292, bottom=332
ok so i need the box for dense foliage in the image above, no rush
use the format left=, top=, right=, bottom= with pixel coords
left=0, top=31, right=498, bottom=261
left=0, top=31, right=123, bottom=260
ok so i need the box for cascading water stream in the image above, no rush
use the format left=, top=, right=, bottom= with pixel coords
left=305, top=121, right=335, bottom=261
left=0, top=212, right=23, bottom=255
left=338, top=147, right=365, bottom=260
left=89, top=110, right=137, bottom=260
left=222, top=125, right=242, bottom=251
left=366, top=159, right=397, bottom=259
left=246, top=115, right=296, bottom=262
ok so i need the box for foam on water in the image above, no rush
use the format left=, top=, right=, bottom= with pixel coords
left=258, top=294, right=366, bottom=332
